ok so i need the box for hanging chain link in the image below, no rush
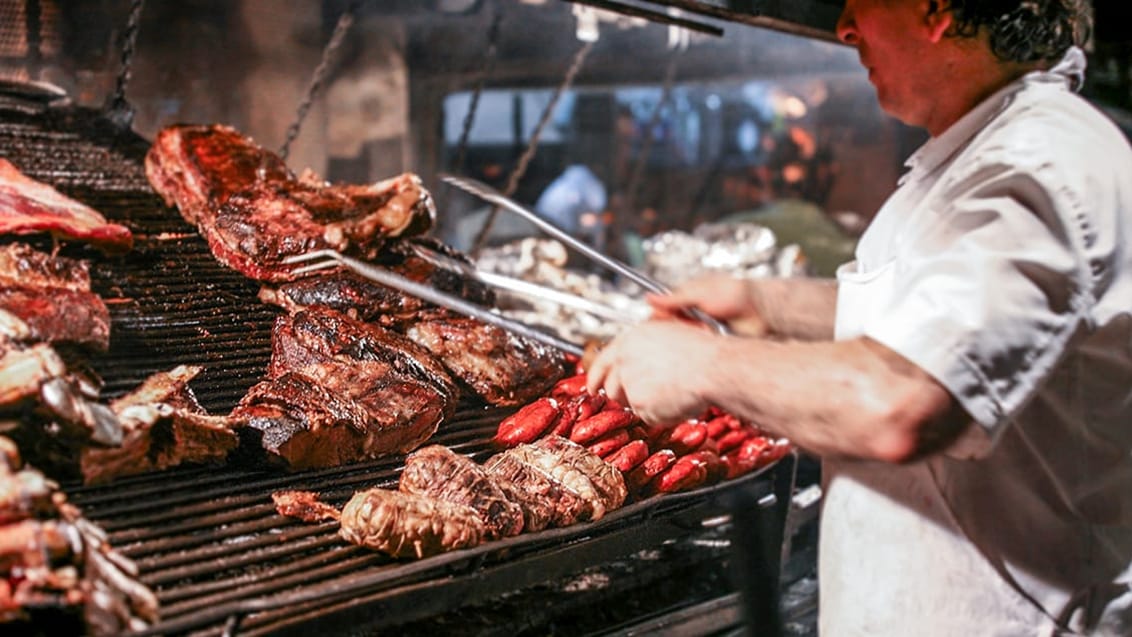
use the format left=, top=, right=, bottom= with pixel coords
left=25, top=0, right=42, bottom=79
left=279, top=0, right=361, bottom=162
left=103, top=0, right=146, bottom=131
left=450, top=8, right=502, bottom=176
left=470, top=39, right=595, bottom=256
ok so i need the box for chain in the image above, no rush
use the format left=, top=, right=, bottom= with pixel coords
left=471, top=39, right=595, bottom=256
left=451, top=8, right=502, bottom=176
left=25, top=0, right=42, bottom=79
left=103, top=0, right=145, bottom=131
left=279, top=0, right=361, bottom=161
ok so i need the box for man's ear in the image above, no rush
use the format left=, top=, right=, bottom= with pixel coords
left=924, top=0, right=953, bottom=42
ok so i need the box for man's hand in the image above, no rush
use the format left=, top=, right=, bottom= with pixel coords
left=647, top=274, right=769, bottom=336
left=585, top=320, right=721, bottom=425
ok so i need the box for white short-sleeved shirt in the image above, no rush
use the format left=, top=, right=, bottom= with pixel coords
left=821, top=48, right=1132, bottom=636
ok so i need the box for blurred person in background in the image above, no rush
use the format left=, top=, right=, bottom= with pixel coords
left=587, top=1, right=1132, bottom=635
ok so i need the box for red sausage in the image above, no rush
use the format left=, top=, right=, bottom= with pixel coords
left=627, top=449, right=677, bottom=492
left=604, top=439, right=650, bottom=472
left=492, top=397, right=560, bottom=448
left=587, top=429, right=632, bottom=458
left=570, top=409, right=635, bottom=444
left=550, top=374, right=589, bottom=400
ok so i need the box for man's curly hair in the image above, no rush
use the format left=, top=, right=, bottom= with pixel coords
left=946, top=0, right=1092, bottom=63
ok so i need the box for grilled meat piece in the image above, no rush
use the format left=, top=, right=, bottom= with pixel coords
left=235, top=371, right=448, bottom=470
left=405, top=316, right=566, bottom=406
left=484, top=446, right=593, bottom=529
left=272, top=490, right=341, bottom=524
left=257, top=238, right=495, bottom=327
left=144, top=124, right=434, bottom=281
left=268, top=306, right=458, bottom=407
left=0, top=158, right=132, bottom=252
left=0, top=243, right=110, bottom=350
left=534, top=436, right=628, bottom=513
left=339, top=488, right=485, bottom=559
left=399, top=445, right=524, bottom=539
left=0, top=469, right=58, bottom=524
left=79, top=365, right=240, bottom=484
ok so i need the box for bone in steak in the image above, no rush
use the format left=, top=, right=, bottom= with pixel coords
left=144, top=124, right=434, bottom=281
left=0, top=243, right=109, bottom=350
left=405, top=316, right=566, bottom=406
left=234, top=307, right=455, bottom=469
left=0, top=159, right=133, bottom=252
left=399, top=445, right=524, bottom=539
left=267, top=306, right=457, bottom=407
left=338, top=487, right=485, bottom=559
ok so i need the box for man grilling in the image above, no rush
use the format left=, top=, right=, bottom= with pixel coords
left=586, top=0, right=1132, bottom=634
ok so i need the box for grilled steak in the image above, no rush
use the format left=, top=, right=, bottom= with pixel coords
left=399, top=445, right=524, bottom=539
left=79, top=365, right=240, bottom=484
left=405, top=316, right=566, bottom=406
left=268, top=306, right=457, bottom=408
left=144, top=124, right=434, bottom=281
left=339, top=487, right=485, bottom=558
left=0, top=158, right=133, bottom=252
left=236, top=371, right=448, bottom=470
left=484, top=446, right=593, bottom=529
left=0, top=243, right=109, bottom=350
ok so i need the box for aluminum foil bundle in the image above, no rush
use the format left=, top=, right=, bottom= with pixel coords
left=642, top=222, right=805, bottom=287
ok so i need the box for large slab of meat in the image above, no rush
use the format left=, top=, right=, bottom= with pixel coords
left=0, top=243, right=110, bottom=351
left=405, top=316, right=565, bottom=406
left=144, top=124, right=435, bottom=281
left=233, top=307, right=457, bottom=470
left=0, top=159, right=133, bottom=253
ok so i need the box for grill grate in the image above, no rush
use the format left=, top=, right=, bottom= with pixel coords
left=0, top=95, right=792, bottom=635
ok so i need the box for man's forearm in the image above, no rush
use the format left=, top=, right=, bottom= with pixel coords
left=751, top=277, right=838, bottom=341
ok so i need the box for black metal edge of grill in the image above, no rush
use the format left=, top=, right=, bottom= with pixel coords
left=0, top=95, right=797, bottom=636
left=119, top=454, right=795, bottom=636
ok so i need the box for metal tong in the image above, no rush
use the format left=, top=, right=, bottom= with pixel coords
left=281, top=249, right=585, bottom=357
left=439, top=173, right=732, bottom=336
left=406, top=243, right=642, bottom=326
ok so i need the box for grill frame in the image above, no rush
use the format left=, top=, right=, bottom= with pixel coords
left=1, top=94, right=795, bottom=635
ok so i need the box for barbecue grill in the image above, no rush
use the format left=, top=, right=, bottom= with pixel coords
left=1, top=91, right=797, bottom=635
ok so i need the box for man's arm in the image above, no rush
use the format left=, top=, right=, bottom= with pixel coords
left=649, top=276, right=839, bottom=341
left=586, top=323, right=971, bottom=462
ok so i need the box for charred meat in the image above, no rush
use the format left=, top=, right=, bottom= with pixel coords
left=271, top=490, right=340, bottom=524
left=80, top=365, right=240, bottom=485
left=484, top=446, right=593, bottom=529
left=235, top=372, right=448, bottom=470
left=0, top=243, right=110, bottom=351
left=0, top=159, right=132, bottom=253
left=144, top=124, right=434, bottom=281
left=399, top=445, right=524, bottom=539
left=405, top=316, right=566, bottom=406
left=338, top=487, right=485, bottom=559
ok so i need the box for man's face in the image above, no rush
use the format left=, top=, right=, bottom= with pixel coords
left=836, top=0, right=941, bottom=127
